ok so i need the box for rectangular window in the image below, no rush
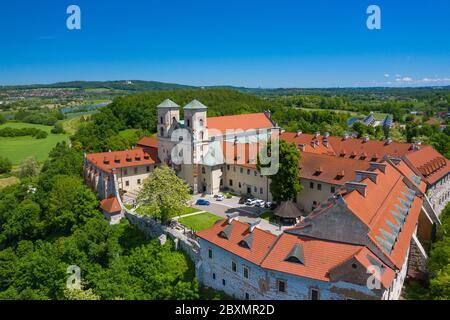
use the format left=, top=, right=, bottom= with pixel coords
left=124, top=169, right=128, bottom=175
left=247, top=169, right=250, bottom=175
left=260, top=188, right=263, bottom=194
left=318, top=183, right=322, bottom=191
left=331, top=186, right=336, bottom=193
left=137, top=179, right=141, bottom=185
left=146, top=166, right=150, bottom=172
left=222, top=279, right=226, bottom=286
left=254, top=186, right=257, bottom=193
left=232, top=261, right=237, bottom=272
left=227, top=165, right=230, bottom=171
left=243, top=266, right=249, bottom=279
left=254, top=171, right=257, bottom=176
left=240, top=168, right=243, bottom=174
left=212, top=273, right=216, bottom=280
left=245, top=293, right=250, bottom=300
left=134, top=168, right=138, bottom=174
left=309, top=182, right=314, bottom=189
left=229, top=180, right=233, bottom=187
left=310, top=288, right=320, bottom=300
left=277, top=280, right=286, bottom=293
left=125, top=181, right=129, bottom=187
left=208, top=248, right=213, bottom=259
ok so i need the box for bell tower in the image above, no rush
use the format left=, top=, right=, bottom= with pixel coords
left=157, top=99, right=180, bottom=139
left=183, top=99, right=208, bottom=143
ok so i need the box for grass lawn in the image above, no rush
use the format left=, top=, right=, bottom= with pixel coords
left=178, top=212, right=223, bottom=232
left=0, top=122, right=70, bottom=165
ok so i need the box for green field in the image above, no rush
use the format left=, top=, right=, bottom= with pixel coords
left=0, top=122, right=70, bottom=165
left=178, top=212, right=223, bottom=232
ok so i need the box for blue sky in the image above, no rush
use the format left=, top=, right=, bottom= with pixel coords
left=0, top=0, right=449, bottom=87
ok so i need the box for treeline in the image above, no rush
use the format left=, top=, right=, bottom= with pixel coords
left=14, top=110, right=64, bottom=126
left=0, top=142, right=200, bottom=300
left=0, top=127, right=48, bottom=139
left=406, top=203, right=450, bottom=300
left=71, top=89, right=277, bottom=152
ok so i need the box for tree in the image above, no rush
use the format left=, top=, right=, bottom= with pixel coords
left=352, top=121, right=366, bottom=138
left=260, top=140, right=302, bottom=203
left=0, top=156, right=12, bottom=174
left=0, top=114, right=5, bottom=125
left=18, top=157, right=39, bottom=179
left=51, top=123, right=66, bottom=134
left=137, top=166, right=190, bottom=221
left=64, top=286, right=100, bottom=300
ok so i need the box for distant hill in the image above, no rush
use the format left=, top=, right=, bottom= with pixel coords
left=0, top=80, right=196, bottom=92
left=1, top=80, right=448, bottom=96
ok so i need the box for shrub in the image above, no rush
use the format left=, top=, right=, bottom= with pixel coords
left=0, top=156, right=12, bottom=174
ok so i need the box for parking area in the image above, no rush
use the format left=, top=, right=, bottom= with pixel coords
left=189, top=194, right=285, bottom=235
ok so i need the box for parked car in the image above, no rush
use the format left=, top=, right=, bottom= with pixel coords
left=245, top=198, right=256, bottom=206
left=265, top=201, right=273, bottom=208
left=196, top=199, right=211, bottom=206
left=216, top=194, right=225, bottom=201
left=255, top=199, right=265, bottom=207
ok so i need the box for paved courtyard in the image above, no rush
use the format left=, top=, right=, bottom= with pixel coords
left=189, top=194, right=288, bottom=235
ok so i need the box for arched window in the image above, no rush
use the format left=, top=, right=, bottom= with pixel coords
left=202, top=167, right=206, bottom=174
left=172, top=117, right=176, bottom=124
left=199, top=119, right=204, bottom=127
left=187, top=119, right=191, bottom=127
left=160, top=117, right=163, bottom=124
left=160, top=127, right=164, bottom=136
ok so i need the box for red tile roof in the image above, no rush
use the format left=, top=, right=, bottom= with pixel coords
left=342, top=161, right=424, bottom=269
left=280, top=132, right=336, bottom=155
left=405, top=145, right=450, bottom=185
left=260, top=233, right=364, bottom=282
left=86, top=148, right=159, bottom=173
left=207, top=113, right=274, bottom=134
left=299, top=153, right=370, bottom=186
left=136, top=136, right=158, bottom=149
left=196, top=219, right=277, bottom=266
left=100, top=197, right=122, bottom=214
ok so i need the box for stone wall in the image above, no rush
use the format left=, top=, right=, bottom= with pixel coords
left=124, top=210, right=200, bottom=263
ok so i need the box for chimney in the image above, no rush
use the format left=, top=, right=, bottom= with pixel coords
left=355, top=170, right=378, bottom=183
left=315, top=132, right=320, bottom=139
left=385, top=137, right=393, bottom=145
left=298, top=143, right=306, bottom=151
left=226, top=212, right=239, bottom=224
left=249, top=219, right=261, bottom=233
left=343, top=133, right=350, bottom=140
left=296, top=130, right=302, bottom=137
left=363, top=136, right=370, bottom=143
left=345, top=182, right=368, bottom=197
left=369, top=162, right=387, bottom=173
left=324, top=132, right=330, bottom=138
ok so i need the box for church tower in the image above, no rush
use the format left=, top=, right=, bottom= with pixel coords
left=157, top=99, right=180, bottom=139
left=184, top=99, right=208, bottom=143
left=157, top=99, right=180, bottom=165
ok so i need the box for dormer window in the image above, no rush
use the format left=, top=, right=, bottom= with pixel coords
left=238, top=233, right=253, bottom=249
left=285, top=243, right=305, bottom=264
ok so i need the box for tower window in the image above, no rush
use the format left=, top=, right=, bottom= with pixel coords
left=187, top=119, right=190, bottom=127
left=160, top=127, right=164, bottom=136
left=160, top=117, right=163, bottom=124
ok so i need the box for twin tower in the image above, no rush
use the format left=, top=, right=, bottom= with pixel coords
left=157, top=99, right=208, bottom=142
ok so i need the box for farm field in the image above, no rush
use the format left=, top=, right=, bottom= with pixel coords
left=0, top=122, right=70, bottom=165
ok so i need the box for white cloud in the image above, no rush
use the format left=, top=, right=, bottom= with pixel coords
left=384, top=73, right=390, bottom=78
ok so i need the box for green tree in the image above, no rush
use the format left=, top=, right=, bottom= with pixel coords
left=0, top=156, right=12, bottom=174
left=137, top=166, right=190, bottom=221
left=18, top=157, right=39, bottom=179
left=260, top=140, right=302, bottom=203
left=51, top=123, right=66, bottom=134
